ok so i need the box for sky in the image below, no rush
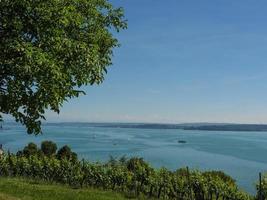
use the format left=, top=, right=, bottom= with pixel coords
left=48, top=0, right=267, bottom=124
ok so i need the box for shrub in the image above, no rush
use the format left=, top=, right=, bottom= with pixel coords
left=41, top=141, right=57, bottom=157
left=256, top=173, right=267, bottom=200
left=22, top=142, right=38, bottom=157
left=57, top=145, right=77, bottom=162
left=203, top=170, right=236, bottom=185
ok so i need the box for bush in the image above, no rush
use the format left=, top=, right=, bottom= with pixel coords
left=41, top=141, right=57, bottom=157
left=256, top=173, right=267, bottom=200
left=23, top=142, right=38, bottom=157
left=203, top=170, right=236, bottom=185
left=57, top=145, right=77, bottom=162
left=17, top=142, right=39, bottom=157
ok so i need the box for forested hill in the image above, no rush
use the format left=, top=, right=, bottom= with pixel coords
left=184, top=124, right=267, bottom=132
left=87, top=123, right=267, bottom=132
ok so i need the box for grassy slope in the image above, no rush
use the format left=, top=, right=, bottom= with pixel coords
left=0, top=178, right=130, bottom=200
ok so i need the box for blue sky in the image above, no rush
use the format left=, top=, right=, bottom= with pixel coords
left=48, top=0, right=267, bottom=123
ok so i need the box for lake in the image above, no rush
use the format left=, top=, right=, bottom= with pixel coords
left=1, top=123, right=267, bottom=194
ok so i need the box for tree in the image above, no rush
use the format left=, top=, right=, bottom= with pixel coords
left=0, top=0, right=127, bottom=134
left=41, top=140, right=57, bottom=157
left=22, top=142, right=38, bottom=157
left=57, top=145, right=77, bottom=161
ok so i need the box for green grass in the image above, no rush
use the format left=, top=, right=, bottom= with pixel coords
left=0, top=178, right=131, bottom=200
left=0, top=193, right=19, bottom=200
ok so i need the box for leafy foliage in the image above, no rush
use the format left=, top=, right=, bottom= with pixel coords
left=256, top=173, right=267, bottom=200
left=57, top=145, right=77, bottom=162
left=0, top=0, right=127, bottom=134
left=41, top=141, right=57, bottom=157
left=22, top=142, right=38, bottom=157
left=0, top=142, right=253, bottom=200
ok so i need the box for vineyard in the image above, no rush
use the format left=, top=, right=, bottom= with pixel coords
left=0, top=141, right=263, bottom=200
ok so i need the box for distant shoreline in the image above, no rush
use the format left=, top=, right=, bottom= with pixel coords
left=183, top=125, right=267, bottom=132
left=84, top=122, right=267, bottom=132
left=49, top=122, right=267, bottom=132
left=4, top=121, right=267, bottom=132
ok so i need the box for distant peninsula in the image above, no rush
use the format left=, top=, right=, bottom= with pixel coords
left=183, top=124, right=267, bottom=132
left=86, top=123, right=267, bottom=132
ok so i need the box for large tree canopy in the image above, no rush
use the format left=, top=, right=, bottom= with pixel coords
left=0, top=0, right=127, bottom=134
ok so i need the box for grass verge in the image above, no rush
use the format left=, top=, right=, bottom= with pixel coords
left=0, top=178, right=130, bottom=200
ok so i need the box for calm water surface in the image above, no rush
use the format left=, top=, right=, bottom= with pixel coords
left=1, top=123, right=267, bottom=194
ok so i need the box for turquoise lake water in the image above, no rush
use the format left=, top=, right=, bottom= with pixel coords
left=1, top=123, right=267, bottom=194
